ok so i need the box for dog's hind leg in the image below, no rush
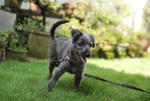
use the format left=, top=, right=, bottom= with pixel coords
left=48, top=62, right=56, bottom=80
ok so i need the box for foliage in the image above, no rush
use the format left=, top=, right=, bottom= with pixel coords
left=56, top=18, right=89, bottom=38
left=15, top=18, right=44, bottom=32
left=126, top=43, right=143, bottom=58
left=83, top=1, right=131, bottom=43
left=60, top=3, right=90, bottom=19
left=0, top=30, right=11, bottom=49
left=56, top=1, right=131, bottom=42
left=8, top=31, right=27, bottom=52
left=54, top=0, right=144, bottom=58
left=0, top=30, right=27, bottom=52
left=6, top=0, right=145, bottom=58
left=143, top=3, right=150, bottom=32
left=39, top=0, right=55, bottom=6
left=0, top=30, right=27, bottom=61
left=8, top=31, right=19, bottom=49
left=5, top=0, right=56, bottom=8
left=5, top=0, right=22, bottom=9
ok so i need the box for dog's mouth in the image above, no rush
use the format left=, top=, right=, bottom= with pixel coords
left=76, top=51, right=87, bottom=64
left=80, top=57, right=87, bottom=64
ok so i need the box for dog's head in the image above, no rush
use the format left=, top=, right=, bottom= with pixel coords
left=71, top=29, right=95, bottom=64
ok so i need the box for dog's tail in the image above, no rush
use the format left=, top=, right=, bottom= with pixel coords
left=50, top=20, right=70, bottom=40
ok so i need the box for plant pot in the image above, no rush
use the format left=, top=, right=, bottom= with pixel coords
left=0, top=49, right=6, bottom=62
left=28, top=31, right=51, bottom=59
left=6, top=48, right=28, bottom=61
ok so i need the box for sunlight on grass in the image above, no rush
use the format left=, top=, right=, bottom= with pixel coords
left=88, top=57, right=150, bottom=77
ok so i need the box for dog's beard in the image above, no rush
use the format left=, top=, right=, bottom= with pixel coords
left=80, top=57, right=87, bottom=64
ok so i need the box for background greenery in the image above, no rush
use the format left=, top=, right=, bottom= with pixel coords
left=2, top=0, right=150, bottom=59
left=0, top=30, right=27, bottom=52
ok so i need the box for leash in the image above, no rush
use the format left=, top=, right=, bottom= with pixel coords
left=56, top=56, right=150, bottom=94
left=84, top=73, right=150, bottom=94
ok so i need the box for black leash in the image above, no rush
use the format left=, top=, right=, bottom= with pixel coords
left=84, top=73, right=150, bottom=94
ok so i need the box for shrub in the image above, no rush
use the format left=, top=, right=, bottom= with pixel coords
left=8, top=31, right=27, bottom=52
left=15, top=17, right=44, bottom=32
left=0, top=30, right=27, bottom=52
left=0, top=30, right=12, bottom=49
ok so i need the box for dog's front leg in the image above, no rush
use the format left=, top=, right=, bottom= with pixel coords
left=48, top=62, right=56, bottom=79
left=47, top=68, right=65, bottom=91
left=74, top=73, right=83, bottom=91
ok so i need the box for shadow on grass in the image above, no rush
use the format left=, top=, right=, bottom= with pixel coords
left=54, top=63, right=150, bottom=96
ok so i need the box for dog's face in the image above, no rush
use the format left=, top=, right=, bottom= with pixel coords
left=71, top=29, right=95, bottom=64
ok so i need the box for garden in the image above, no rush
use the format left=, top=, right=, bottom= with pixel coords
left=0, top=0, right=150, bottom=101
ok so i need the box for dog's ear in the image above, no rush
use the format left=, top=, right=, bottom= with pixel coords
left=89, top=34, right=95, bottom=48
left=71, top=29, right=83, bottom=43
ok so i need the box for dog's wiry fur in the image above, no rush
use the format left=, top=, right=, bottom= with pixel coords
left=47, top=20, right=95, bottom=91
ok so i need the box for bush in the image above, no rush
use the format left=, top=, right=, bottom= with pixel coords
left=8, top=31, right=27, bottom=52
left=91, top=40, right=144, bottom=59
left=0, top=30, right=11, bottom=49
left=0, top=30, right=28, bottom=61
left=15, top=17, right=44, bottom=32
left=126, top=43, right=144, bottom=57
left=0, top=30, right=19, bottom=50
left=0, top=30, right=11, bottom=61
left=0, top=30, right=27, bottom=52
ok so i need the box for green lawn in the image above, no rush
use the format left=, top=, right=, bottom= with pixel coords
left=0, top=57, right=150, bottom=101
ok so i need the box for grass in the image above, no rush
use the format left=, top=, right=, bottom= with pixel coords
left=0, top=57, right=150, bottom=101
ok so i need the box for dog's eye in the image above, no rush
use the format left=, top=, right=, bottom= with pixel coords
left=77, top=41, right=84, bottom=46
left=89, top=42, right=93, bottom=47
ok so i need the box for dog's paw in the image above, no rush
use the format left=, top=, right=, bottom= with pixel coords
left=47, top=83, right=54, bottom=92
left=47, top=74, right=52, bottom=80
left=73, top=87, right=80, bottom=92
left=47, top=86, right=53, bottom=92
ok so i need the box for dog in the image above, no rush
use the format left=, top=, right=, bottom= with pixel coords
left=47, top=20, right=95, bottom=91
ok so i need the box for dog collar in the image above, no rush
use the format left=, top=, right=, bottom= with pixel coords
left=59, top=56, right=85, bottom=64
left=59, top=56, right=70, bottom=62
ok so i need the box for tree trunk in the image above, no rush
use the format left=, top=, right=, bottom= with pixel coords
left=42, top=11, right=46, bottom=26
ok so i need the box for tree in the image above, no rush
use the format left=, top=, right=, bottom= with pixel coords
left=34, top=0, right=55, bottom=25
left=144, top=2, right=150, bottom=32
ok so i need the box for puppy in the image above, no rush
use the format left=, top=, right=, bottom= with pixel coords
left=47, top=20, right=95, bottom=91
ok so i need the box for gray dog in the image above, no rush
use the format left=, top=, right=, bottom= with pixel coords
left=47, top=20, right=95, bottom=91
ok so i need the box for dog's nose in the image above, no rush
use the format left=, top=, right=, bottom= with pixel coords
left=85, top=52, right=91, bottom=57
